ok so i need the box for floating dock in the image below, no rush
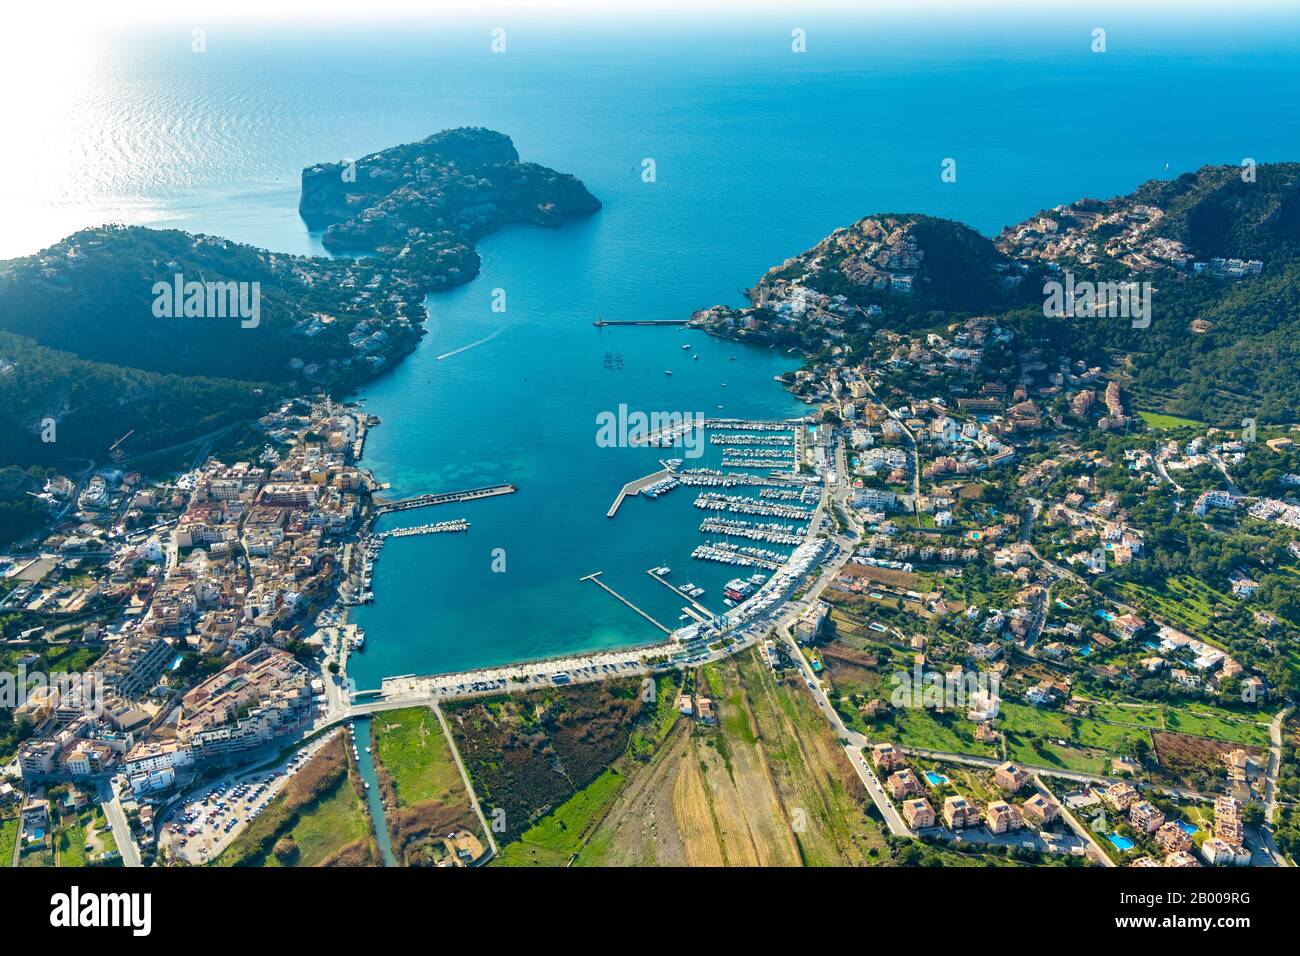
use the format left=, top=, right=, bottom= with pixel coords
left=375, top=484, right=516, bottom=514
left=580, top=572, right=672, bottom=634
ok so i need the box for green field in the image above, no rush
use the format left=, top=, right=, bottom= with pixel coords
left=371, top=707, right=463, bottom=807
left=0, top=816, right=17, bottom=867
left=1085, top=701, right=1165, bottom=729
left=497, top=767, right=628, bottom=867
left=1138, top=411, right=1207, bottom=430
left=496, top=675, right=681, bottom=867
left=852, top=701, right=998, bottom=759
left=1115, top=576, right=1236, bottom=638
left=1165, top=706, right=1271, bottom=747
left=262, top=777, right=371, bottom=867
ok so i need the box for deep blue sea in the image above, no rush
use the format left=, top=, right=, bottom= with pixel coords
left=8, top=11, right=1300, bottom=684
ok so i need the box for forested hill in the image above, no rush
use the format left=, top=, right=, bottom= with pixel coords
left=693, top=163, right=1300, bottom=426
left=1001, top=163, right=1300, bottom=424
left=0, top=128, right=602, bottom=473
left=0, top=331, right=281, bottom=468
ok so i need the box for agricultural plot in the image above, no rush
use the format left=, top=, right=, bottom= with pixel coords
left=569, top=651, right=893, bottom=867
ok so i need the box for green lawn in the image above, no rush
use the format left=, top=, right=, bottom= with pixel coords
left=860, top=704, right=997, bottom=758
left=1138, top=411, right=1207, bottom=430
left=55, top=814, right=89, bottom=867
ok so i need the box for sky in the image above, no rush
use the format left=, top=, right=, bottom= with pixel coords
left=9, top=0, right=1300, bottom=28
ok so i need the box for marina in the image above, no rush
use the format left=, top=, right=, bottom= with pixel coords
left=645, top=568, right=714, bottom=618
left=721, top=456, right=795, bottom=469
left=698, top=517, right=806, bottom=545
left=693, top=492, right=815, bottom=520
left=378, top=519, right=470, bottom=539
left=709, top=433, right=793, bottom=446
left=691, top=542, right=783, bottom=571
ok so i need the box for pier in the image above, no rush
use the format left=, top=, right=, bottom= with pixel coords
left=580, top=572, right=672, bottom=634
left=607, top=467, right=672, bottom=518
left=646, top=568, right=712, bottom=617
left=593, top=318, right=689, bottom=327
left=375, top=483, right=516, bottom=514
left=378, top=519, right=470, bottom=539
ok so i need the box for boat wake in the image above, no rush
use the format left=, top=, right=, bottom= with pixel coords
left=437, top=328, right=506, bottom=361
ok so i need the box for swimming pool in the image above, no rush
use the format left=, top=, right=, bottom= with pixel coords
left=925, top=771, right=949, bottom=786
left=1107, top=834, right=1135, bottom=851
left=1177, top=821, right=1198, bottom=835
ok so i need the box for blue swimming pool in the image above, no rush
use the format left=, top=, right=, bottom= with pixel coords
left=1107, top=834, right=1135, bottom=851
left=1177, top=821, right=1198, bottom=835
left=925, top=771, right=949, bottom=786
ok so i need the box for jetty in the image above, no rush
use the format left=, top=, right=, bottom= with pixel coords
left=580, top=572, right=672, bottom=634
left=375, top=483, right=516, bottom=514
left=646, top=568, right=712, bottom=617
left=607, top=467, right=673, bottom=518
left=593, top=318, right=689, bottom=327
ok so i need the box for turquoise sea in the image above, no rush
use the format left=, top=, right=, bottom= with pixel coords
left=7, top=11, right=1300, bottom=684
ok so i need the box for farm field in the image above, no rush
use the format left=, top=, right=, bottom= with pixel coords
left=1114, top=577, right=1236, bottom=639
left=562, top=651, right=894, bottom=866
